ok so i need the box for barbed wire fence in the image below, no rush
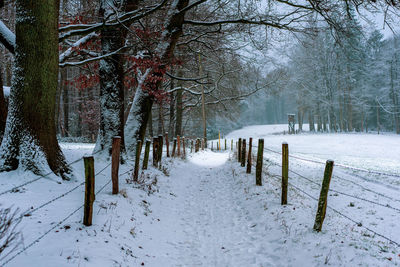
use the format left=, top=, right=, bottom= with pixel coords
left=1, top=161, right=132, bottom=266
left=0, top=149, right=104, bottom=197
left=0, top=134, right=195, bottom=266
left=239, top=141, right=400, bottom=248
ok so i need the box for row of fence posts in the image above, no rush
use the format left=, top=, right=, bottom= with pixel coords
left=82, top=134, right=204, bottom=226
left=210, top=139, right=234, bottom=152
left=234, top=137, right=335, bottom=232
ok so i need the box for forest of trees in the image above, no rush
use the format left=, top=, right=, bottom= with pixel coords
left=0, top=0, right=399, bottom=178
left=240, top=10, right=400, bottom=134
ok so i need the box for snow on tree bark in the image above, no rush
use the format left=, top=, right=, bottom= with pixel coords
left=94, top=0, right=139, bottom=156
left=0, top=0, right=70, bottom=179
left=0, top=67, right=6, bottom=138
left=125, top=0, right=189, bottom=152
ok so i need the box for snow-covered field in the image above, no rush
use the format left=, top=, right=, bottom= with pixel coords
left=0, top=125, right=399, bottom=266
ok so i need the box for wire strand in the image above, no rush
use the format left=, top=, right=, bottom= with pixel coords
left=2, top=163, right=132, bottom=266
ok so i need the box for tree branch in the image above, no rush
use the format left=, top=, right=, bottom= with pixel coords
left=165, top=72, right=209, bottom=84
left=59, top=0, right=167, bottom=42
left=0, top=20, right=15, bottom=54
left=183, top=18, right=304, bottom=32
left=59, top=46, right=127, bottom=67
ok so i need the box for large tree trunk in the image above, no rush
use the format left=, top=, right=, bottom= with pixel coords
left=0, top=66, right=7, bottom=138
left=125, top=0, right=189, bottom=152
left=61, top=68, right=69, bottom=137
left=94, top=0, right=138, bottom=156
left=0, top=0, right=70, bottom=179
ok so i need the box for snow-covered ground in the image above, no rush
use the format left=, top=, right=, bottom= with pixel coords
left=0, top=125, right=399, bottom=266
left=3, top=86, right=10, bottom=97
left=227, top=124, right=400, bottom=176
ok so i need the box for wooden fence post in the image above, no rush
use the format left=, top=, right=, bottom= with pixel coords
left=246, top=138, right=252, bottom=174
left=165, top=132, right=170, bottom=157
left=190, top=140, right=193, bottom=153
left=133, top=140, right=142, bottom=182
left=195, top=138, right=200, bottom=152
left=282, top=142, right=289, bottom=205
left=255, top=139, right=264, bottom=186
left=313, top=160, right=334, bottom=232
left=111, top=136, right=121, bottom=195
left=225, top=139, right=227, bottom=150
left=241, top=139, right=246, bottom=167
left=83, top=156, right=95, bottom=226
left=158, top=135, right=163, bottom=166
left=152, top=137, right=159, bottom=167
left=231, top=139, right=233, bottom=150
left=238, top=138, right=242, bottom=162
left=172, top=138, right=177, bottom=157
left=143, top=139, right=151, bottom=170
left=204, top=137, right=207, bottom=148
left=201, top=138, right=205, bottom=150
left=182, top=137, right=186, bottom=158
left=211, top=141, right=213, bottom=151
left=177, top=135, right=181, bottom=157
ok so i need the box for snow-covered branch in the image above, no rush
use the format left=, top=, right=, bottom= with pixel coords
left=59, top=0, right=168, bottom=42
left=0, top=20, right=15, bottom=54
left=59, top=46, right=127, bottom=67
left=59, top=32, right=98, bottom=64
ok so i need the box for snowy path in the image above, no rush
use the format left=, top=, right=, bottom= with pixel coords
left=137, top=151, right=277, bottom=266
left=0, top=140, right=398, bottom=266
left=136, top=150, right=399, bottom=267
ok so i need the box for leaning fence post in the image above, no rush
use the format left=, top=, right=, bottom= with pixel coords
left=313, top=160, right=334, bottom=232
left=165, top=132, right=170, bottom=157
left=246, top=138, right=252, bottom=173
left=238, top=138, right=242, bottom=162
left=83, top=156, right=95, bottom=226
left=195, top=138, right=200, bottom=152
left=255, top=139, right=264, bottom=186
left=281, top=142, right=289, bottom=205
left=241, top=139, right=246, bottom=167
left=133, top=140, right=142, bottom=182
left=142, top=139, right=151, bottom=170
left=111, top=136, right=121, bottom=195
left=190, top=139, right=194, bottom=153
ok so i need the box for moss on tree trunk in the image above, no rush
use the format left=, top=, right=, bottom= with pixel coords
left=0, top=0, right=70, bottom=179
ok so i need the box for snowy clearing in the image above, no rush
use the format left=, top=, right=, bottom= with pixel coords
left=0, top=125, right=399, bottom=266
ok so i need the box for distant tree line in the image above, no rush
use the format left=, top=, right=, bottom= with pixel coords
left=239, top=9, right=400, bottom=134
